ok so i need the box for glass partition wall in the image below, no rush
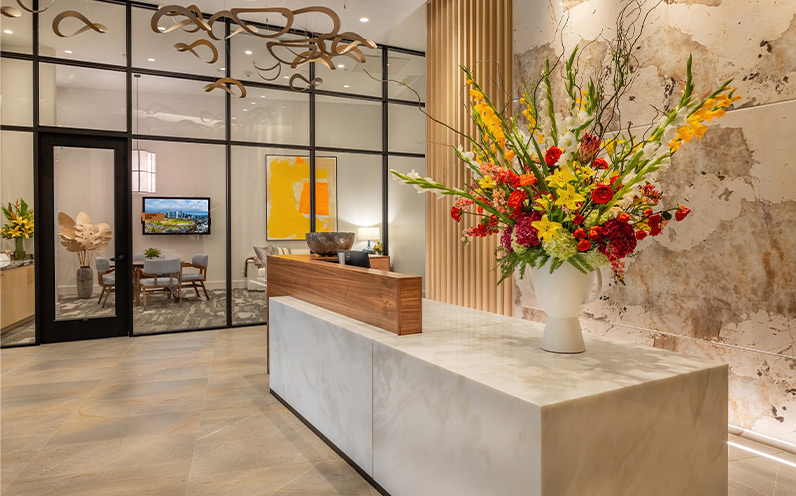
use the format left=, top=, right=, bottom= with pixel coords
left=0, top=0, right=426, bottom=345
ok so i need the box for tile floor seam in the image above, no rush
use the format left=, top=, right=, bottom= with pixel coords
left=266, top=461, right=321, bottom=495
left=184, top=330, right=220, bottom=496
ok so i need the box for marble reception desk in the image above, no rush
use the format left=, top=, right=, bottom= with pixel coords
left=269, top=297, right=728, bottom=496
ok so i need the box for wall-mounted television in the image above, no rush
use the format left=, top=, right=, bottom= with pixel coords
left=142, top=197, right=211, bottom=235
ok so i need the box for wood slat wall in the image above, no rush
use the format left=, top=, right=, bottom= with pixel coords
left=425, top=0, right=514, bottom=315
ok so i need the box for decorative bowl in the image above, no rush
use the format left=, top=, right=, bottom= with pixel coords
left=305, top=232, right=355, bottom=256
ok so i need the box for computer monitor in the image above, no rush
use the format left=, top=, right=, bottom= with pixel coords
left=337, top=250, right=371, bottom=269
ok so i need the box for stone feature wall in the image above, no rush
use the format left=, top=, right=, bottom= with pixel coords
left=513, top=0, right=796, bottom=444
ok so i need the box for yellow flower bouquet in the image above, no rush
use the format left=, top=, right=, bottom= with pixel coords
left=1, top=198, right=34, bottom=260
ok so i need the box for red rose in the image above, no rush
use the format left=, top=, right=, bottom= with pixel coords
left=507, top=189, right=528, bottom=208
left=609, top=175, right=622, bottom=190
left=675, top=205, right=691, bottom=222
left=573, top=228, right=587, bottom=239
left=451, top=206, right=462, bottom=222
left=593, top=158, right=609, bottom=170
left=588, top=226, right=602, bottom=240
left=635, top=230, right=648, bottom=241
left=545, top=147, right=562, bottom=168
left=573, top=214, right=585, bottom=225
left=591, top=183, right=613, bottom=204
left=617, top=212, right=631, bottom=223
left=643, top=208, right=653, bottom=218
left=577, top=239, right=592, bottom=252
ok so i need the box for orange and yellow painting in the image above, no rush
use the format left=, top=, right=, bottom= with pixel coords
left=266, top=155, right=337, bottom=240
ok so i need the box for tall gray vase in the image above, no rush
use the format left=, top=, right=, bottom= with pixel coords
left=76, top=266, right=93, bottom=299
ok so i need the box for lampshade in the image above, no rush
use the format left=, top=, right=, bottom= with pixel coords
left=132, top=150, right=156, bottom=194
left=358, top=227, right=380, bottom=241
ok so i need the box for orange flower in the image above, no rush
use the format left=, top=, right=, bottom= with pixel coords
left=519, top=174, right=537, bottom=186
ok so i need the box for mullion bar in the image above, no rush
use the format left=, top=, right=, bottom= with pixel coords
left=225, top=19, right=233, bottom=327
left=31, top=0, right=41, bottom=346
left=125, top=0, right=133, bottom=336
left=382, top=46, right=390, bottom=256
left=309, top=62, right=316, bottom=233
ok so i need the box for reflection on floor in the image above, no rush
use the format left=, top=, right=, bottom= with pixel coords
left=0, top=289, right=267, bottom=346
left=0, top=328, right=793, bottom=495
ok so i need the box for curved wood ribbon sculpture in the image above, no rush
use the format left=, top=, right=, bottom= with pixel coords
left=1, top=5, right=22, bottom=17
left=152, top=4, right=376, bottom=94
left=14, top=0, right=57, bottom=14
left=174, top=39, right=219, bottom=64
left=52, top=10, right=108, bottom=38
left=203, top=77, right=247, bottom=98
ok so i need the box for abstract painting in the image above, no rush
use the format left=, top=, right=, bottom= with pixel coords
left=266, top=155, right=337, bottom=240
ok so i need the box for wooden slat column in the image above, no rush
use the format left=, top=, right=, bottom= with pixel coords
left=426, top=0, right=514, bottom=315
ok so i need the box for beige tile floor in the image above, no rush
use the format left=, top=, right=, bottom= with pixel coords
left=1, top=327, right=794, bottom=495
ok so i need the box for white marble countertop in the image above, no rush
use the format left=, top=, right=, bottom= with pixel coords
left=273, top=297, right=726, bottom=408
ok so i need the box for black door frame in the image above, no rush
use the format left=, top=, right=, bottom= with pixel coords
left=37, top=132, right=132, bottom=343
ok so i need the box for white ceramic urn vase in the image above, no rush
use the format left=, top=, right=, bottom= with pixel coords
left=529, top=258, right=602, bottom=354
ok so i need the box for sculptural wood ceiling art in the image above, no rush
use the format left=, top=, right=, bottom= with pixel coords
left=3, top=0, right=108, bottom=38
left=150, top=4, right=378, bottom=94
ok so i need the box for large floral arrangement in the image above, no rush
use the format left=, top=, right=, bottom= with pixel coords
left=393, top=48, right=739, bottom=283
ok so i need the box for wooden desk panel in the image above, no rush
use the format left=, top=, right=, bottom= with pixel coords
left=266, top=254, right=422, bottom=369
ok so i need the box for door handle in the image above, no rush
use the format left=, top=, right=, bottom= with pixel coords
left=111, top=255, right=125, bottom=262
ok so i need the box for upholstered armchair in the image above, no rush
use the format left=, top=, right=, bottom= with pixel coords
left=95, top=256, right=115, bottom=308
left=139, top=258, right=182, bottom=306
left=181, top=254, right=209, bottom=300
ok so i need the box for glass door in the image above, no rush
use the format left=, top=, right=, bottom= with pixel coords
left=38, top=133, right=131, bottom=343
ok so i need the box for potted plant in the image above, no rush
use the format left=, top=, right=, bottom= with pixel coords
left=1, top=198, right=34, bottom=260
left=144, top=247, right=161, bottom=259
left=57, top=212, right=112, bottom=299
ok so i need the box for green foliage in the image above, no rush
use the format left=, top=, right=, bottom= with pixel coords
left=143, top=247, right=161, bottom=259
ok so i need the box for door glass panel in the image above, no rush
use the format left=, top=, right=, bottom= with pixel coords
left=53, top=147, right=116, bottom=320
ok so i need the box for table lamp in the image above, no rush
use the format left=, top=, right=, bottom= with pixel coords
left=358, top=227, right=380, bottom=253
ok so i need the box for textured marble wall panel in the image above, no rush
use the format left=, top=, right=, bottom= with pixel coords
left=514, top=0, right=796, bottom=445
left=515, top=0, right=796, bottom=124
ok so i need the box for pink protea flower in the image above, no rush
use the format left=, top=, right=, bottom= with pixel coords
left=578, top=133, right=601, bottom=164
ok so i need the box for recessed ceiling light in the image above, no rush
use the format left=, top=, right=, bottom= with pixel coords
left=147, top=58, right=156, bottom=62
left=244, top=50, right=253, bottom=55
left=243, top=108, right=247, bottom=112
left=232, top=117, right=236, bottom=120
left=3, top=30, right=12, bottom=35
left=157, top=26, right=166, bottom=31
left=337, top=64, right=345, bottom=68
left=250, top=101, right=255, bottom=105
left=260, top=95, right=265, bottom=98
left=64, top=50, right=73, bottom=54
left=283, top=75, right=289, bottom=79
left=343, top=84, right=350, bottom=88
left=359, top=17, right=369, bottom=22
left=219, top=67, right=225, bottom=71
